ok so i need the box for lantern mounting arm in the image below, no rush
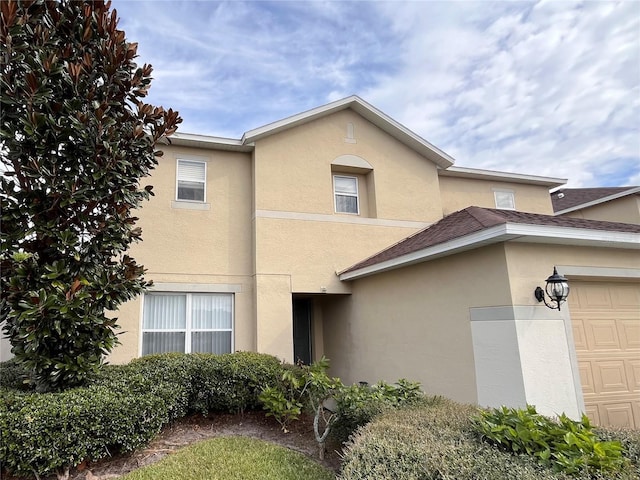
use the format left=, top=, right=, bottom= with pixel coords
left=534, top=286, right=560, bottom=310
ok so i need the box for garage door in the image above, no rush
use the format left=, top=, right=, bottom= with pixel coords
left=569, top=281, right=640, bottom=429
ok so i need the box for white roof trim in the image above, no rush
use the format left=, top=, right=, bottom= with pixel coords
left=169, top=132, right=253, bottom=152
left=439, top=165, right=566, bottom=187
left=554, top=187, right=640, bottom=215
left=242, top=96, right=455, bottom=169
left=339, top=223, right=640, bottom=281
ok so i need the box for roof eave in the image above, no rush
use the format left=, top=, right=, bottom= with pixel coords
left=242, top=96, right=455, bottom=169
left=439, top=165, right=566, bottom=187
left=169, top=132, right=254, bottom=152
left=339, top=223, right=640, bottom=281
left=554, top=187, right=640, bottom=215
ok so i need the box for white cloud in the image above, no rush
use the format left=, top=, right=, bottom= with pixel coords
left=365, top=1, right=640, bottom=187
left=111, top=0, right=639, bottom=187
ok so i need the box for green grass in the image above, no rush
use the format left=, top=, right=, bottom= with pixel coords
left=120, top=436, right=335, bottom=480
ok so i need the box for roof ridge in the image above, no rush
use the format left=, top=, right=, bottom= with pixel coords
left=464, top=206, right=509, bottom=227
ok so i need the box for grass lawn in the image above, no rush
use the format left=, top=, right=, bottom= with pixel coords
left=119, top=436, right=336, bottom=480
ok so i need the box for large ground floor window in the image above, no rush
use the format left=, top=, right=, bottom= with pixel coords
left=142, top=293, right=233, bottom=355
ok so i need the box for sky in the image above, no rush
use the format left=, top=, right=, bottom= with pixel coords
left=110, top=0, right=640, bottom=188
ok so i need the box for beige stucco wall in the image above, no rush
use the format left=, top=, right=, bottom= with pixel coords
left=323, top=244, right=511, bottom=404
left=108, top=145, right=255, bottom=364
left=439, top=176, right=555, bottom=215
left=254, top=217, right=423, bottom=294
left=249, top=109, right=446, bottom=362
left=562, top=195, right=640, bottom=225
left=253, top=110, right=444, bottom=221
left=504, top=243, right=640, bottom=305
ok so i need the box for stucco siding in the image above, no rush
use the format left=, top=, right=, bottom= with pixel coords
left=504, top=243, right=640, bottom=306
left=108, top=145, right=255, bottom=364
left=439, top=176, right=554, bottom=216
left=323, top=244, right=511, bottom=404
left=563, top=195, right=640, bottom=225
left=253, top=110, right=443, bottom=222
left=254, top=216, right=424, bottom=294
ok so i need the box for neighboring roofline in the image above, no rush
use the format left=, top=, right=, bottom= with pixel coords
left=242, top=95, right=455, bottom=169
left=339, top=223, right=640, bottom=281
left=169, top=132, right=254, bottom=152
left=554, top=186, right=640, bottom=215
left=439, top=165, right=566, bottom=188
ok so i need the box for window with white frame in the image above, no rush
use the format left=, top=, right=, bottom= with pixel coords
left=494, top=190, right=515, bottom=210
left=333, top=175, right=359, bottom=214
left=176, top=159, right=206, bottom=202
left=142, top=293, right=232, bottom=355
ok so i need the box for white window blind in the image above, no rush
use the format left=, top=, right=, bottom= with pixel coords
left=334, top=175, right=359, bottom=214
left=494, top=190, right=515, bottom=210
left=177, top=159, right=206, bottom=202
left=142, top=293, right=232, bottom=355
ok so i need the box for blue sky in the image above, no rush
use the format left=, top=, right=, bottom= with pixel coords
left=111, top=0, right=640, bottom=187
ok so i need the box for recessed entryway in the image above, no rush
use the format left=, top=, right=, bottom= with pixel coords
left=293, top=297, right=313, bottom=365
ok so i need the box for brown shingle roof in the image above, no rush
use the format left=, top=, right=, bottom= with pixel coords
left=342, top=206, right=640, bottom=275
left=551, top=187, right=638, bottom=212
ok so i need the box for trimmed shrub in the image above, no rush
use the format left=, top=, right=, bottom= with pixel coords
left=0, top=358, right=30, bottom=390
left=92, top=362, right=192, bottom=422
left=0, top=386, right=168, bottom=477
left=339, top=400, right=638, bottom=480
left=189, top=352, right=286, bottom=414
left=0, top=352, right=289, bottom=478
left=332, top=379, right=424, bottom=443
left=595, top=426, right=640, bottom=479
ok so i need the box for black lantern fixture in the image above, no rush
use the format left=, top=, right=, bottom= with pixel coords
left=534, top=267, right=570, bottom=311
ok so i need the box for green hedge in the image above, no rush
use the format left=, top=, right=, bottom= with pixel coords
left=0, top=357, right=30, bottom=390
left=339, top=400, right=639, bottom=480
left=0, top=385, right=168, bottom=477
left=0, top=352, right=289, bottom=478
left=332, top=379, right=425, bottom=444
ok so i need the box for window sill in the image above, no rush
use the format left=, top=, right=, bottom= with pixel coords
left=171, top=200, right=211, bottom=211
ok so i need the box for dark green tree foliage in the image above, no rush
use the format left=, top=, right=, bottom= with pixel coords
left=0, top=0, right=181, bottom=392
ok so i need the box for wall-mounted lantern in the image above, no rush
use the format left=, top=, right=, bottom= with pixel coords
left=534, top=267, right=570, bottom=311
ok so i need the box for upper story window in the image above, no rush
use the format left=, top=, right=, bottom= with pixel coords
left=176, top=159, right=206, bottom=202
left=334, top=175, right=359, bottom=214
left=494, top=190, right=515, bottom=210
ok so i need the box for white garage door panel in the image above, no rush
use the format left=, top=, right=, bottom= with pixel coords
left=569, top=281, right=640, bottom=429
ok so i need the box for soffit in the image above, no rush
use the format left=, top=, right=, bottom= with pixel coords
left=439, top=165, right=566, bottom=188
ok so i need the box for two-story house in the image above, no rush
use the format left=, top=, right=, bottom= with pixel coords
left=3, top=96, right=639, bottom=429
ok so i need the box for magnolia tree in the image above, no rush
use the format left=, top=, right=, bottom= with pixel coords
left=0, top=0, right=181, bottom=392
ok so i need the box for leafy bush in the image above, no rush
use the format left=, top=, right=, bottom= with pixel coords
left=332, top=378, right=424, bottom=443
left=1, top=0, right=181, bottom=393
left=340, top=400, right=639, bottom=480
left=474, top=405, right=628, bottom=476
left=259, top=384, right=303, bottom=432
left=0, top=358, right=30, bottom=390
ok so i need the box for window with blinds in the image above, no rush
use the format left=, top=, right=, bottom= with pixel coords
left=333, top=175, right=359, bottom=214
left=494, top=190, right=516, bottom=210
left=142, top=293, right=233, bottom=355
left=176, top=159, right=206, bottom=202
